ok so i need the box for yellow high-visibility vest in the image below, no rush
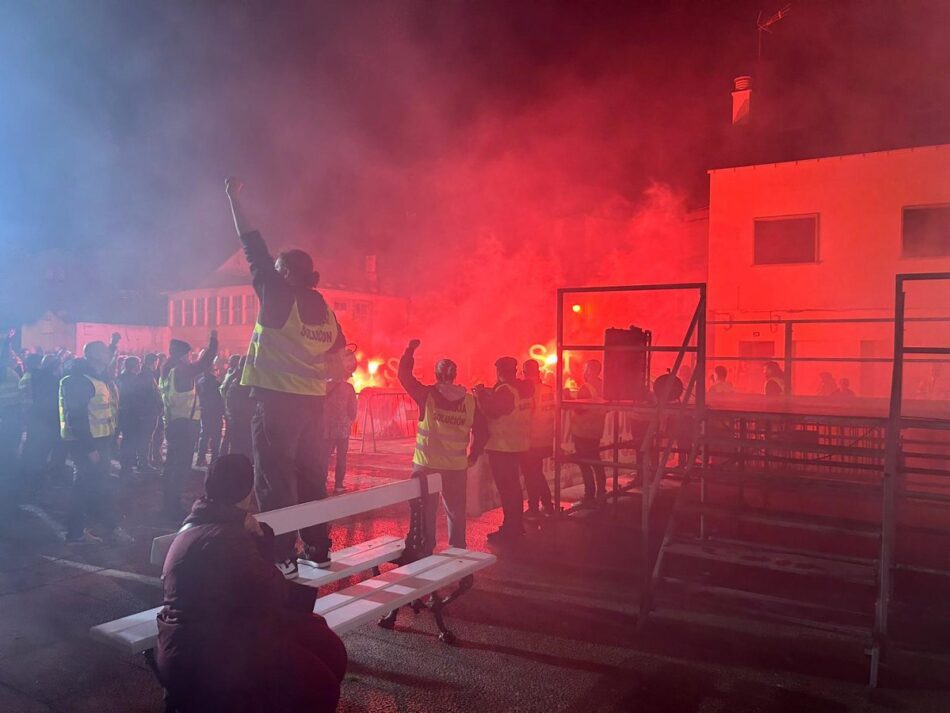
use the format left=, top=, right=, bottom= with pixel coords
left=413, top=392, right=475, bottom=471
left=241, top=300, right=339, bottom=396
left=486, top=383, right=532, bottom=453
left=571, top=380, right=606, bottom=440
left=160, top=367, right=200, bottom=423
left=529, top=381, right=556, bottom=449
left=0, top=367, right=20, bottom=410
left=59, top=374, right=118, bottom=440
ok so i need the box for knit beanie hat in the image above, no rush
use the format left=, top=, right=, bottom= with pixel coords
left=205, top=454, right=254, bottom=505
left=169, top=339, right=192, bottom=358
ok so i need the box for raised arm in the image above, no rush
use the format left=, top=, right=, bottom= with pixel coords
left=225, top=177, right=252, bottom=238
left=397, top=339, right=430, bottom=410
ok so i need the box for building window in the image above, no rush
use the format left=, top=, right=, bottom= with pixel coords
left=334, top=302, right=348, bottom=312
left=184, top=299, right=194, bottom=327
left=208, top=297, right=217, bottom=326
left=195, top=297, right=206, bottom=326
left=170, top=300, right=181, bottom=327
left=903, top=205, right=950, bottom=258
left=244, top=294, right=257, bottom=325
left=753, top=214, right=818, bottom=265
left=353, top=302, right=370, bottom=319
left=220, top=295, right=230, bottom=325
left=232, top=295, right=243, bottom=325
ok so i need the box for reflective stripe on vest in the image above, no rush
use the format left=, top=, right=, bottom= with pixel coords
left=59, top=374, right=118, bottom=440
left=160, top=367, right=200, bottom=422
left=413, top=392, right=475, bottom=470
left=486, top=383, right=532, bottom=453
left=529, top=382, right=556, bottom=449
left=0, top=368, right=19, bottom=409
left=241, top=300, right=339, bottom=396
left=571, top=380, right=606, bottom=440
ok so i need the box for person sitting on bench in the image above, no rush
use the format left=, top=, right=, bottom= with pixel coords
left=156, top=454, right=347, bottom=712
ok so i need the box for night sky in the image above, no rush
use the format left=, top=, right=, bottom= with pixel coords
left=0, top=0, right=947, bottom=312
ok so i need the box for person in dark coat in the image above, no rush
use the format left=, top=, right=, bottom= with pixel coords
left=195, top=361, right=225, bottom=466
left=156, top=454, right=347, bottom=713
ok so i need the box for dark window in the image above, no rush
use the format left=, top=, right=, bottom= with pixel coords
left=903, top=205, right=950, bottom=258
left=353, top=302, right=370, bottom=318
left=184, top=299, right=194, bottom=327
left=220, top=296, right=230, bottom=325
left=195, top=297, right=206, bottom=326
left=244, top=294, right=256, bottom=324
left=753, top=215, right=818, bottom=264
left=170, top=300, right=181, bottom=327
left=334, top=302, right=348, bottom=312
left=208, top=297, right=217, bottom=326
left=232, top=295, right=243, bottom=325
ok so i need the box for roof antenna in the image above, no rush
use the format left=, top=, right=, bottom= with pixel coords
left=757, top=3, right=792, bottom=60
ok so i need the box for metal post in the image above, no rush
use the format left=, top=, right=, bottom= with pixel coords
left=784, top=321, right=794, bottom=396
left=697, top=287, right=708, bottom=539
left=555, top=289, right=564, bottom=514
left=612, top=409, right=620, bottom=509
left=873, top=278, right=905, bottom=686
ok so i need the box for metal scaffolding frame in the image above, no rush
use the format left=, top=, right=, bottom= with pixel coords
left=553, top=282, right=707, bottom=620
left=578, top=273, right=950, bottom=688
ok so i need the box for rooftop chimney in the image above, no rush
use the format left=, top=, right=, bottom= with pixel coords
left=731, top=75, right=752, bottom=125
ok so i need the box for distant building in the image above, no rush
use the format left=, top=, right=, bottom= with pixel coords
left=166, top=249, right=409, bottom=365
left=706, top=143, right=950, bottom=396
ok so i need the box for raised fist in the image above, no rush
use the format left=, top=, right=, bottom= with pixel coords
left=110, top=332, right=121, bottom=345
left=210, top=330, right=218, bottom=340
left=407, top=339, right=421, bottom=351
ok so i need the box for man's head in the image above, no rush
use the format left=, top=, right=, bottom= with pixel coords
left=123, top=356, right=141, bottom=375
left=435, top=358, right=458, bottom=384
left=24, top=353, right=42, bottom=372
left=169, top=339, right=191, bottom=361
left=143, top=353, right=159, bottom=370
left=275, top=249, right=319, bottom=289
left=764, top=361, right=782, bottom=378
left=714, top=365, right=728, bottom=382
left=227, top=354, right=242, bottom=371
left=40, top=354, right=61, bottom=375
left=583, top=359, right=602, bottom=383
left=83, top=341, right=111, bottom=372
left=204, top=454, right=254, bottom=507
left=495, top=357, right=518, bottom=383
left=522, top=359, right=542, bottom=383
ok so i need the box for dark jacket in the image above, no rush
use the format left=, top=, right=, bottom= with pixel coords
left=160, top=335, right=218, bottom=394
left=196, top=372, right=225, bottom=418
left=241, top=231, right=347, bottom=344
left=156, top=498, right=318, bottom=702
left=59, top=358, right=115, bottom=455
left=474, top=378, right=535, bottom=455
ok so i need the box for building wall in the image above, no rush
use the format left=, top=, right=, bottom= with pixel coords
left=707, top=144, right=950, bottom=397
left=166, top=285, right=409, bottom=360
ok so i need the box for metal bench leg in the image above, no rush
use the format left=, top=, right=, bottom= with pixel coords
left=378, top=607, right=400, bottom=630
left=428, top=574, right=475, bottom=644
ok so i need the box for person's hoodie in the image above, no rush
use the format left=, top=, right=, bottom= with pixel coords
left=60, top=358, right=116, bottom=455
left=398, top=347, right=488, bottom=460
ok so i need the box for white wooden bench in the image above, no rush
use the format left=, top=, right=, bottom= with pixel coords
left=91, top=474, right=496, bottom=699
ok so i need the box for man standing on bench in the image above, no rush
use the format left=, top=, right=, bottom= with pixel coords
left=226, top=178, right=347, bottom=579
left=399, top=339, right=485, bottom=554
